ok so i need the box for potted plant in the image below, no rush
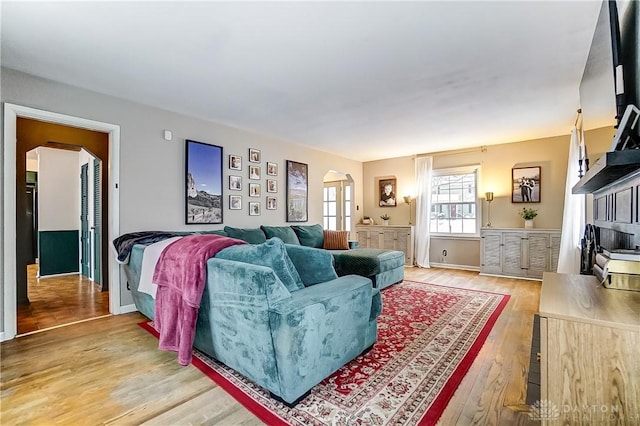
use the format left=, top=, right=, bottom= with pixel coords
left=520, top=207, right=538, bottom=229
left=380, top=214, right=391, bottom=226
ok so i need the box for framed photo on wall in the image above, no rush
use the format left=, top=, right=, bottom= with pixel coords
left=378, top=177, right=397, bottom=207
left=249, top=148, right=261, bottom=163
left=286, top=160, right=308, bottom=222
left=229, top=195, right=242, bottom=210
left=249, top=183, right=261, bottom=197
left=229, top=175, right=242, bottom=191
left=249, top=201, right=260, bottom=216
left=267, top=196, right=277, bottom=210
left=185, top=139, right=223, bottom=224
left=512, top=166, right=541, bottom=203
left=267, top=162, right=278, bottom=176
left=267, top=179, right=277, bottom=193
left=229, top=154, right=242, bottom=171
left=249, top=165, right=261, bottom=180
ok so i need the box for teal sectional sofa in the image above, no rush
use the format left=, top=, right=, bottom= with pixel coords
left=224, top=224, right=405, bottom=290
left=124, top=237, right=381, bottom=405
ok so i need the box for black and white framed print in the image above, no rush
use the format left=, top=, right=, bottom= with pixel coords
left=229, top=154, right=242, bottom=171
left=267, top=179, right=277, bottom=193
left=267, top=162, right=278, bottom=176
left=512, top=166, right=541, bottom=203
left=249, top=183, right=261, bottom=197
left=249, top=202, right=260, bottom=216
left=185, top=139, right=223, bottom=224
left=229, top=175, right=242, bottom=191
left=229, top=195, right=242, bottom=210
left=249, top=148, right=261, bottom=163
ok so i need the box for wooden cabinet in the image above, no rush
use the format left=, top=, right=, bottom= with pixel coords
left=538, top=273, right=640, bottom=424
left=355, top=225, right=414, bottom=265
left=480, top=228, right=561, bottom=279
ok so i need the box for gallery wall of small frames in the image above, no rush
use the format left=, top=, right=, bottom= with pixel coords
left=226, top=148, right=279, bottom=217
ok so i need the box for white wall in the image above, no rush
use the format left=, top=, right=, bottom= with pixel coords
left=37, top=147, right=80, bottom=231
left=1, top=68, right=364, bottom=328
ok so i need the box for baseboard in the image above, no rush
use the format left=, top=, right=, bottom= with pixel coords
left=479, top=272, right=542, bottom=282
left=38, top=271, right=80, bottom=279
left=118, top=304, right=138, bottom=314
left=429, top=262, right=480, bottom=272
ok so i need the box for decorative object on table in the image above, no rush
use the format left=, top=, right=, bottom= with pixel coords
left=362, top=216, right=372, bottom=225
left=520, top=207, right=538, bottom=229
left=485, top=191, right=494, bottom=227
left=249, top=165, right=260, bottom=180
left=229, top=175, right=242, bottom=191
left=512, top=166, right=541, bottom=203
left=249, top=148, right=261, bottom=163
left=266, top=196, right=277, bottom=210
left=403, top=195, right=413, bottom=224
left=266, top=162, right=278, bottom=176
left=266, top=179, right=277, bottom=193
left=249, top=183, right=260, bottom=197
left=286, top=160, right=308, bottom=222
left=229, top=154, right=242, bottom=171
left=185, top=139, right=223, bottom=224
left=380, top=214, right=390, bottom=226
left=248, top=201, right=260, bottom=216
left=139, top=280, right=510, bottom=425
left=229, top=195, right=242, bottom=210
left=378, top=177, right=397, bottom=207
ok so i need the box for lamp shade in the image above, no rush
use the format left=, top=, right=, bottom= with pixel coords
left=485, top=192, right=494, bottom=202
left=403, top=195, right=412, bottom=204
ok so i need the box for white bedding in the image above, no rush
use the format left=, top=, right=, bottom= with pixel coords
left=138, top=236, right=183, bottom=298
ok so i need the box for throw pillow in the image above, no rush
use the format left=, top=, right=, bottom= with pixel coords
left=260, top=226, right=300, bottom=245
left=223, top=226, right=267, bottom=244
left=215, top=238, right=305, bottom=292
left=323, top=230, right=349, bottom=250
left=291, top=224, right=324, bottom=248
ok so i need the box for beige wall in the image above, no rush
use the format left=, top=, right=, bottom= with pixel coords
left=363, top=126, right=614, bottom=268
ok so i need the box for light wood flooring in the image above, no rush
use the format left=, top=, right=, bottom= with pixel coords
left=16, top=264, right=110, bottom=335
left=1, top=267, right=539, bottom=425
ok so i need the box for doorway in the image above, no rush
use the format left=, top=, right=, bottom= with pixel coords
left=322, top=171, right=355, bottom=231
left=17, top=146, right=109, bottom=335
left=3, top=103, right=121, bottom=341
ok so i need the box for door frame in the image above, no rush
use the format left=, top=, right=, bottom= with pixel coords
left=2, top=103, right=121, bottom=341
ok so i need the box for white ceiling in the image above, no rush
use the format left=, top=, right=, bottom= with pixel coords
left=2, top=1, right=608, bottom=162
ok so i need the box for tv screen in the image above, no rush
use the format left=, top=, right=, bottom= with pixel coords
left=579, top=0, right=624, bottom=129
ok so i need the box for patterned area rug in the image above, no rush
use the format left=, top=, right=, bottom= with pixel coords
left=139, top=281, right=510, bottom=425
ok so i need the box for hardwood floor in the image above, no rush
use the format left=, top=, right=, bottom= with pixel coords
left=1, top=267, right=539, bottom=425
left=17, top=264, right=110, bottom=335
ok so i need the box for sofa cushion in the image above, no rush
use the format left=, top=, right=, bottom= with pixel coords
left=260, top=225, right=300, bottom=245
left=223, top=226, right=267, bottom=244
left=323, top=230, right=349, bottom=250
left=291, top=224, right=324, bottom=248
left=215, top=238, right=304, bottom=292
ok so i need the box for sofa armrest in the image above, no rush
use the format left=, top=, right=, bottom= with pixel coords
left=284, top=243, right=338, bottom=286
left=267, top=274, right=373, bottom=402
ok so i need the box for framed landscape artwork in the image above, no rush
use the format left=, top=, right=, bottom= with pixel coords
left=512, top=166, right=541, bottom=203
left=185, top=139, right=223, bottom=224
left=286, top=160, right=308, bottom=222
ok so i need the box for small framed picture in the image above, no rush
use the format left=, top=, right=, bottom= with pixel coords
left=267, top=162, right=278, bottom=176
left=249, top=148, right=261, bottom=163
left=249, top=202, right=260, bottom=216
left=512, top=166, right=541, bottom=203
left=266, top=196, right=277, bottom=210
left=229, top=175, right=242, bottom=191
left=229, top=195, right=242, bottom=210
left=229, top=155, right=242, bottom=171
left=267, top=179, right=277, bottom=193
left=249, top=183, right=261, bottom=197
left=249, top=165, right=261, bottom=180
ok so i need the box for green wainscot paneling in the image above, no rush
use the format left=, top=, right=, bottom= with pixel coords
left=39, top=230, right=79, bottom=276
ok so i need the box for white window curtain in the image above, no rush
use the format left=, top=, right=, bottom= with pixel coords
left=557, top=128, right=585, bottom=273
left=415, top=156, right=433, bottom=267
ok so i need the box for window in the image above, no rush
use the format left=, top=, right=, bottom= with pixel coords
left=430, top=166, right=480, bottom=235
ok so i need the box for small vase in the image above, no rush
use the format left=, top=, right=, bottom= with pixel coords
left=383, top=220, right=389, bottom=226
left=524, top=219, right=534, bottom=229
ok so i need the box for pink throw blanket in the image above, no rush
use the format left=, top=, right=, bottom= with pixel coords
left=152, top=234, right=246, bottom=365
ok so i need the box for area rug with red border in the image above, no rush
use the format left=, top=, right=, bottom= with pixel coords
left=139, top=280, right=510, bottom=425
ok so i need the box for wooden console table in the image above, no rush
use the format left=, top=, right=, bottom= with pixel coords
left=538, top=272, right=640, bottom=425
